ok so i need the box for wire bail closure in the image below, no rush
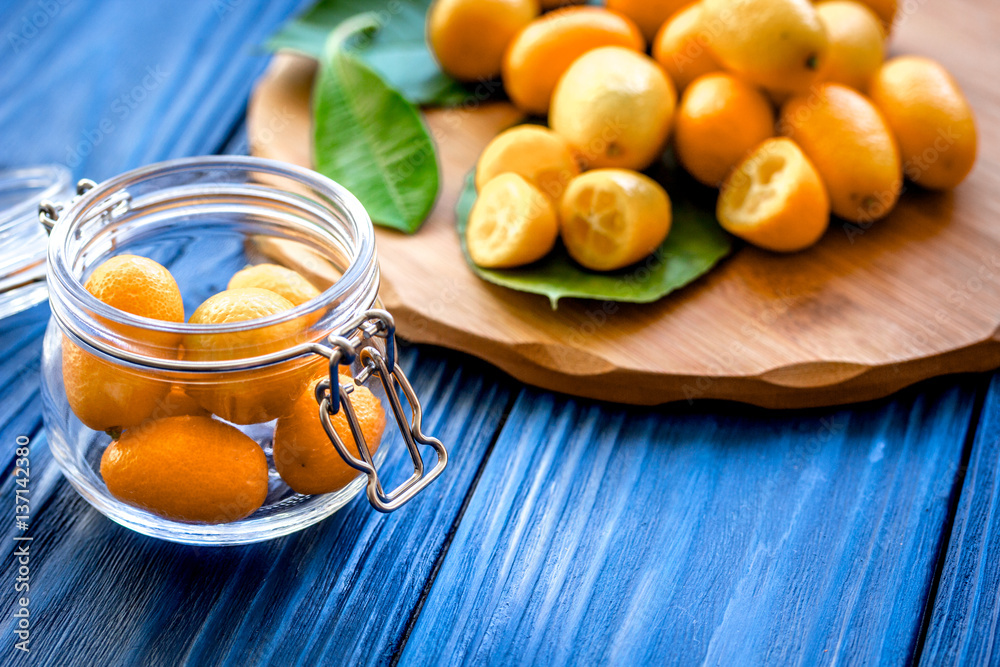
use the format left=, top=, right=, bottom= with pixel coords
left=312, top=309, right=447, bottom=512
left=38, top=178, right=99, bottom=233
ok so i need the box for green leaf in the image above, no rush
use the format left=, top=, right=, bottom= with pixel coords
left=313, top=16, right=440, bottom=233
left=267, top=0, right=472, bottom=107
left=360, top=38, right=475, bottom=108
left=456, top=167, right=733, bottom=308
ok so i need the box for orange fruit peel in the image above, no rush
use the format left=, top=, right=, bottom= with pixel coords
left=100, top=415, right=269, bottom=523
left=183, top=288, right=314, bottom=425
left=273, top=375, right=386, bottom=496
left=702, top=0, right=828, bottom=96
left=780, top=83, right=902, bottom=223
left=428, top=0, right=539, bottom=82
left=550, top=46, right=676, bottom=171
left=502, top=6, right=645, bottom=115
left=815, top=0, right=885, bottom=91
left=652, top=2, right=721, bottom=92
left=475, top=125, right=581, bottom=201
left=869, top=56, right=978, bottom=190
left=675, top=72, right=775, bottom=187
left=227, top=263, right=321, bottom=307
left=63, top=254, right=184, bottom=432
left=62, top=337, right=170, bottom=434
left=606, top=0, right=690, bottom=42
left=83, top=254, right=184, bottom=353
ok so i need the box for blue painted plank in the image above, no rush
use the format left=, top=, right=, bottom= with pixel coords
left=1, top=345, right=514, bottom=666
left=401, top=382, right=976, bottom=666
left=919, top=376, right=1000, bottom=665
left=0, top=303, right=49, bottom=481
left=0, top=302, right=513, bottom=667
left=0, top=0, right=309, bottom=181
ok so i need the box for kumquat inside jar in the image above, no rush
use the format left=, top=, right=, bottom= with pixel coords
left=38, top=156, right=447, bottom=545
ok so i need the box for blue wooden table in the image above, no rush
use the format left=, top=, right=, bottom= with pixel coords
left=1, top=2, right=997, bottom=664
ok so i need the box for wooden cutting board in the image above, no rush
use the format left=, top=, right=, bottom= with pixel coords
left=247, top=1, right=1000, bottom=408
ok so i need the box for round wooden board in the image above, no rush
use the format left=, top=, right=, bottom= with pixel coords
left=248, top=3, right=1000, bottom=409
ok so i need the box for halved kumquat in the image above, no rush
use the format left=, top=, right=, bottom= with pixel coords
left=466, top=173, right=560, bottom=268
left=717, top=137, right=830, bottom=252
left=558, top=169, right=672, bottom=272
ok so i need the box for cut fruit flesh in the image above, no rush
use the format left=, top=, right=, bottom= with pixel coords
left=725, top=152, right=789, bottom=225
left=559, top=169, right=672, bottom=271
left=466, top=173, right=559, bottom=269
left=564, top=185, right=626, bottom=260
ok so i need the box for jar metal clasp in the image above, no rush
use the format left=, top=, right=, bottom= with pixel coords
left=38, top=178, right=99, bottom=232
left=308, top=311, right=448, bottom=513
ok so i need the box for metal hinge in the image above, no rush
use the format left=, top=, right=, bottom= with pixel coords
left=39, top=178, right=131, bottom=234
left=312, top=309, right=448, bottom=512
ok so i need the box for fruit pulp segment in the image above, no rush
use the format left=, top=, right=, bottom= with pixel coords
left=565, top=185, right=626, bottom=256
left=728, top=153, right=789, bottom=223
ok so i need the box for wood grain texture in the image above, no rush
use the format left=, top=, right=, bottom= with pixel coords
left=920, top=374, right=1000, bottom=665
left=400, top=383, right=975, bottom=665
left=249, top=0, right=1000, bottom=409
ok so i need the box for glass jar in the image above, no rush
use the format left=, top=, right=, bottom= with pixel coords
left=0, top=165, right=73, bottom=318
left=39, top=156, right=447, bottom=545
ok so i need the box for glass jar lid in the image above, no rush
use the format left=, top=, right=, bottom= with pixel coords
left=0, top=164, right=73, bottom=319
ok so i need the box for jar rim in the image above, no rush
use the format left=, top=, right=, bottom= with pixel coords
left=46, top=156, right=380, bottom=367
